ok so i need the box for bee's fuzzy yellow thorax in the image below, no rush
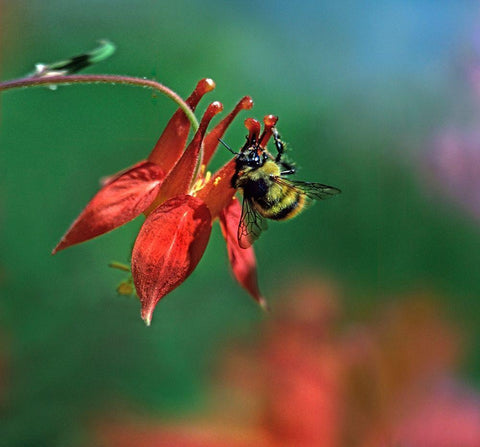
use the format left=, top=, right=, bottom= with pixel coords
left=241, top=160, right=280, bottom=181
left=261, top=160, right=281, bottom=176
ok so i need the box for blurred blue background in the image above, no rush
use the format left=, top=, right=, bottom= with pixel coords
left=2, top=0, right=480, bottom=445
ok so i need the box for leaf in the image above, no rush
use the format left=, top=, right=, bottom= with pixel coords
left=219, top=197, right=267, bottom=309
left=53, top=161, right=165, bottom=253
left=132, top=195, right=212, bottom=325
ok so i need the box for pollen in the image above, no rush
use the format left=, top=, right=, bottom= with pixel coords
left=213, top=176, right=222, bottom=186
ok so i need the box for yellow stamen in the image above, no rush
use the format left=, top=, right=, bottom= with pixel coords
left=191, top=171, right=212, bottom=195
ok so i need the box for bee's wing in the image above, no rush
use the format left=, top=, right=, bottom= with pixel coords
left=238, top=197, right=268, bottom=249
left=272, top=177, right=341, bottom=200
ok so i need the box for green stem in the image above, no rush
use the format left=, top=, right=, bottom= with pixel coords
left=0, top=74, right=199, bottom=131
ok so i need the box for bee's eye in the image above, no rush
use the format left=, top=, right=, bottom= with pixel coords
left=240, top=150, right=263, bottom=167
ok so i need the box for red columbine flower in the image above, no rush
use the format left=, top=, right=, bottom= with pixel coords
left=53, top=79, right=270, bottom=325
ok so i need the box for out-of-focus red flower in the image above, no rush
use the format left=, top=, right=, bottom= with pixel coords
left=389, top=379, right=480, bottom=447
left=346, top=294, right=466, bottom=447
left=96, top=281, right=480, bottom=447
left=98, top=421, right=272, bottom=447
left=52, top=79, right=273, bottom=324
left=255, top=281, right=344, bottom=447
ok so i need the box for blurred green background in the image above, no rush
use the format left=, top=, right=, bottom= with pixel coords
left=2, top=0, right=480, bottom=445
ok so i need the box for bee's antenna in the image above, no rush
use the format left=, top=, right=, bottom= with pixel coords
left=218, top=138, right=239, bottom=155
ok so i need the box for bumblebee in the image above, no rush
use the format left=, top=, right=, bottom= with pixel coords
left=226, top=119, right=341, bottom=248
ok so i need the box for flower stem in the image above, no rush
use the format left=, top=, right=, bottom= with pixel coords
left=0, top=74, right=199, bottom=131
left=108, top=261, right=131, bottom=272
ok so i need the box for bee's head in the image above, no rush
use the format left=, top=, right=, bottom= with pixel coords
left=235, top=146, right=268, bottom=170
left=228, top=115, right=279, bottom=173
left=235, top=117, right=270, bottom=170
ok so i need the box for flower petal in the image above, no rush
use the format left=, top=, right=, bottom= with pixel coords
left=220, top=197, right=266, bottom=309
left=258, top=114, right=278, bottom=147
left=147, top=78, right=215, bottom=170
left=144, top=102, right=223, bottom=214
left=202, top=96, right=253, bottom=167
left=132, top=195, right=212, bottom=325
left=244, top=118, right=261, bottom=143
left=99, top=160, right=149, bottom=187
left=53, top=161, right=165, bottom=254
left=197, top=159, right=237, bottom=219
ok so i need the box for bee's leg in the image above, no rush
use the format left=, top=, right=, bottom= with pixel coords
left=272, top=126, right=296, bottom=175
left=272, top=127, right=286, bottom=162
left=280, top=161, right=296, bottom=176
